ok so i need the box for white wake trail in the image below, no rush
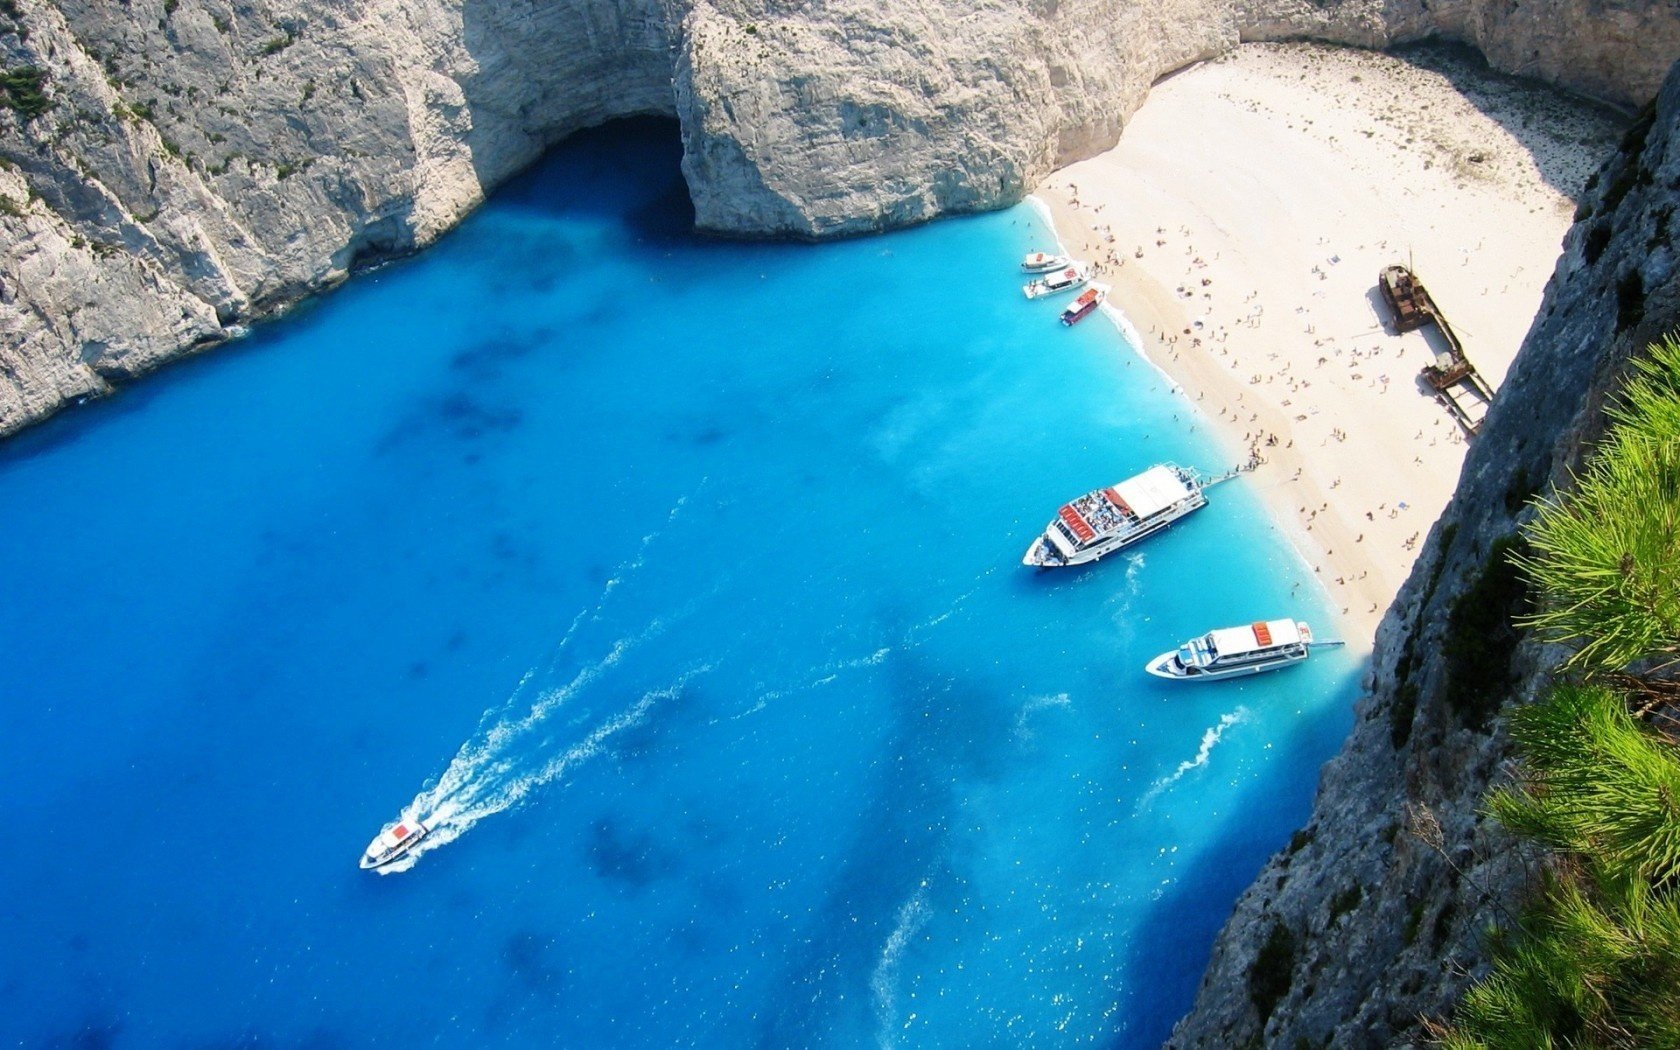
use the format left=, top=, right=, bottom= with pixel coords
left=377, top=664, right=710, bottom=874
left=1014, top=692, right=1072, bottom=743
left=417, top=622, right=664, bottom=815
left=733, top=644, right=894, bottom=719
left=871, top=882, right=933, bottom=1048
left=369, top=491, right=703, bottom=873
left=1135, top=707, right=1249, bottom=812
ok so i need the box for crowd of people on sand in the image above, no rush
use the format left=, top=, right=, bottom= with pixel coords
left=1037, top=177, right=1502, bottom=632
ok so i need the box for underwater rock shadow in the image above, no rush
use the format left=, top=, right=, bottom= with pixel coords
left=747, top=646, right=1017, bottom=1047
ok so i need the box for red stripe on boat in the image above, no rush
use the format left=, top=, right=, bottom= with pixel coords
left=1058, top=505, right=1095, bottom=542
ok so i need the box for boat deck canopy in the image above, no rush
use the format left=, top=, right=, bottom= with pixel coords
left=1208, top=619, right=1301, bottom=657
left=1111, top=466, right=1194, bottom=520
left=1057, top=505, right=1096, bottom=543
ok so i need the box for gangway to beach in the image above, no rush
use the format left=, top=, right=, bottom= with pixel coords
left=1378, top=264, right=1494, bottom=435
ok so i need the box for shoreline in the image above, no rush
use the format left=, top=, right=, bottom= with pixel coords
left=1036, top=42, right=1624, bottom=650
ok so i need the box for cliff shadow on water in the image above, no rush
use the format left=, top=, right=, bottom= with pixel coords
left=477, top=118, right=696, bottom=245
left=1115, top=664, right=1363, bottom=1047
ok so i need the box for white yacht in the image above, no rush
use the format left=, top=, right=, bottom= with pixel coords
left=1145, top=619, right=1340, bottom=681
left=1021, top=250, right=1071, bottom=273
left=1023, top=262, right=1090, bottom=299
left=1023, top=464, right=1209, bottom=567
left=359, top=814, right=430, bottom=870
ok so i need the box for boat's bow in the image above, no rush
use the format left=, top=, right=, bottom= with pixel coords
left=1144, top=651, right=1187, bottom=680
left=360, top=815, right=429, bottom=870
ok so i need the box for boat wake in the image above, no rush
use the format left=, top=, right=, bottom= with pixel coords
left=367, top=494, right=706, bottom=874
left=1134, top=707, right=1249, bottom=812
left=379, top=664, right=708, bottom=873
left=870, top=881, right=933, bottom=1048
left=1013, top=692, right=1072, bottom=743
left=730, top=645, right=893, bottom=721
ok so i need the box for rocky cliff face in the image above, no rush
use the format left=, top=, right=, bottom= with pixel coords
left=1235, top=0, right=1678, bottom=109
left=0, top=0, right=676, bottom=434
left=672, top=0, right=1231, bottom=238
left=1167, top=59, right=1680, bottom=1049
left=0, top=0, right=1676, bottom=434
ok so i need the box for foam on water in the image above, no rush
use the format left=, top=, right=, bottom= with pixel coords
left=1136, top=708, right=1251, bottom=811
left=870, top=882, right=934, bottom=1047
left=1013, top=692, right=1073, bottom=743
left=391, top=664, right=711, bottom=872
left=381, top=499, right=706, bottom=869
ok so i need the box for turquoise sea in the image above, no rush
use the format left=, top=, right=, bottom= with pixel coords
left=0, top=121, right=1359, bottom=1047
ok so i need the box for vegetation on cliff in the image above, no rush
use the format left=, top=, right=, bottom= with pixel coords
left=1440, top=336, right=1680, bottom=1048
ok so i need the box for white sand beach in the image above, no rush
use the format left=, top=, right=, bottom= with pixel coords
left=1041, top=43, right=1625, bottom=649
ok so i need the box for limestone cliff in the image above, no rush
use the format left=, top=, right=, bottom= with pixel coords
left=1235, top=0, right=1678, bottom=109
left=0, top=0, right=676, bottom=434
left=1168, top=59, right=1680, bottom=1049
left=0, top=0, right=1677, bottom=436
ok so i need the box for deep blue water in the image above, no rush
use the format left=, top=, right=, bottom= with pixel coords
left=0, top=120, right=1359, bottom=1048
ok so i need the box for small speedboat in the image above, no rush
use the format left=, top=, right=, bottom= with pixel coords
left=1060, top=283, right=1109, bottom=325
left=1021, top=250, right=1071, bottom=273
left=359, top=814, right=430, bottom=870
left=1023, top=262, right=1090, bottom=299
left=1145, top=619, right=1342, bottom=681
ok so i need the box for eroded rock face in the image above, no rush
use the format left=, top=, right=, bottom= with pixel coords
left=1235, top=0, right=1679, bottom=111
left=0, top=0, right=675, bottom=434
left=1167, top=61, right=1680, bottom=1049
left=0, top=0, right=1675, bottom=436
left=674, top=0, right=1231, bottom=238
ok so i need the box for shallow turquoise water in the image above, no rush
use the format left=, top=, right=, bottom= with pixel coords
left=0, top=121, right=1359, bottom=1047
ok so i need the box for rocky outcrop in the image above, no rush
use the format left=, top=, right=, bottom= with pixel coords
left=1235, top=0, right=1679, bottom=109
left=0, top=0, right=676, bottom=433
left=673, top=0, right=1231, bottom=238
left=1168, top=60, right=1680, bottom=1048
left=1, top=0, right=1677, bottom=436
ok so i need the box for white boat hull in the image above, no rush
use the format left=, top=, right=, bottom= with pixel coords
left=1023, top=266, right=1089, bottom=299
left=1144, top=648, right=1308, bottom=681
left=1144, top=619, right=1329, bottom=681
left=359, top=819, right=430, bottom=869
left=1022, top=493, right=1205, bottom=568
left=1021, top=253, right=1071, bottom=273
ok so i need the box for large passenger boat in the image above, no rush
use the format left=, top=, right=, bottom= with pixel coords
left=1144, top=619, right=1341, bottom=681
left=359, top=814, right=430, bottom=870
left=1023, top=262, right=1090, bottom=299
left=1021, top=250, right=1071, bottom=273
left=1060, top=283, right=1109, bottom=325
left=1022, top=464, right=1210, bottom=567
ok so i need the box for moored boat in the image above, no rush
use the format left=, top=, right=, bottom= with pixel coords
left=1021, top=250, right=1071, bottom=273
left=1059, top=283, right=1109, bottom=325
left=1144, top=619, right=1342, bottom=680
left=359, top=814, right=430, bottom=870
left=1023, top=464, right=1209, bottom=567
left=1023, top=262, right=1090, bottom=299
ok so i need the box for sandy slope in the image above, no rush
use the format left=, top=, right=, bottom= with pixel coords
left=1039, top=42, right=1624, bottom=650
